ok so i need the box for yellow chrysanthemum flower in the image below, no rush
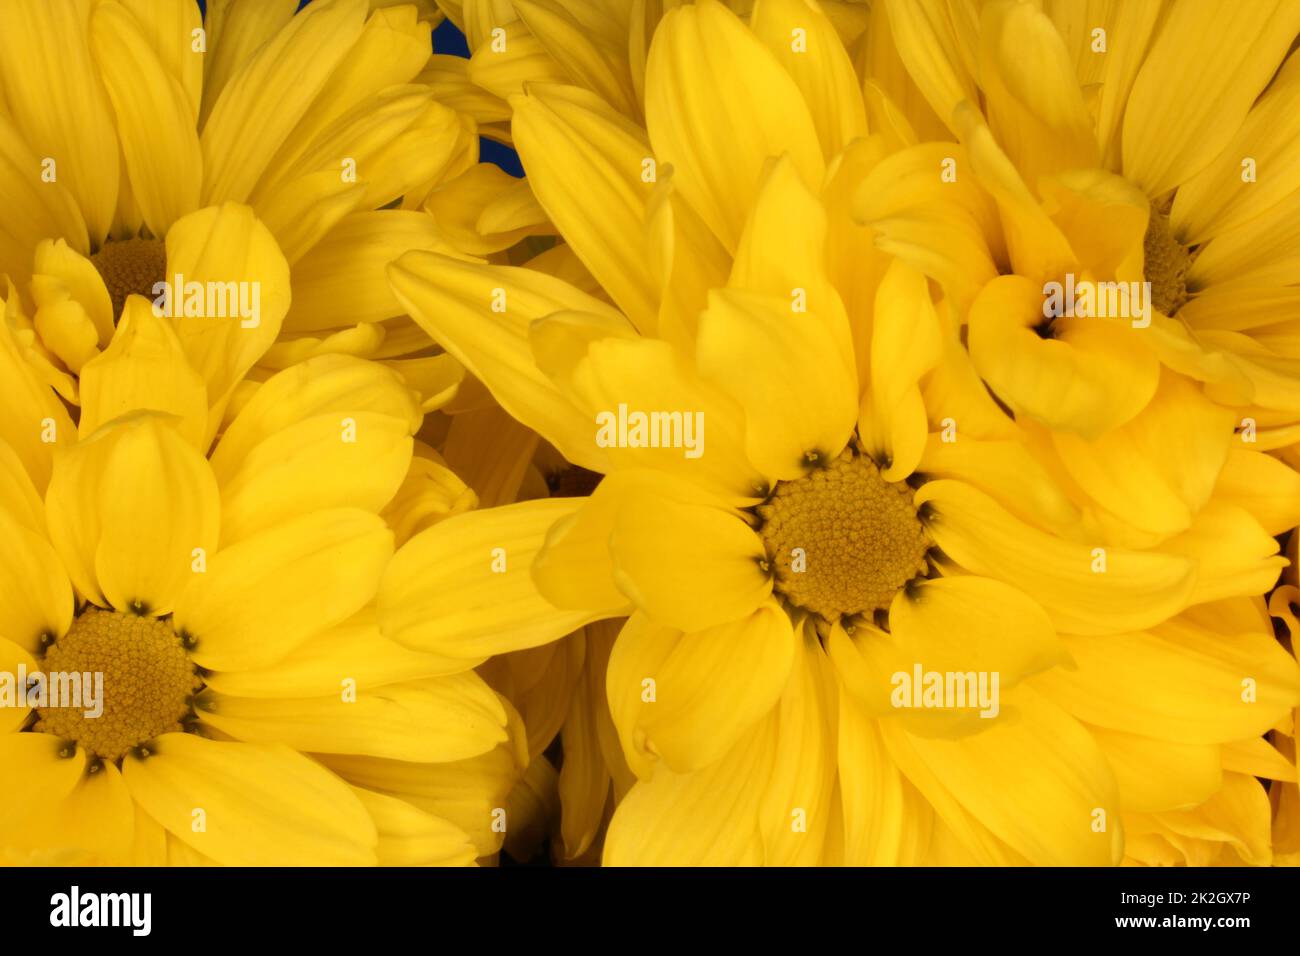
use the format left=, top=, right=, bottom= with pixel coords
left=0, top=0, right=526, bottom=410
left=375, top=0, right=1300, bottom=865
left=882, top=0, right=1300, bottom=440
left=0, top=256, right=523, bottom=864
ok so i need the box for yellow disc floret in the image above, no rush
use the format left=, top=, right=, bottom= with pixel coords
left=35, top=608, right=200, bottom=762
left=90, top=237, right=167, bottom=320
left=1143, top=202, right=1193, bottom=317
left=758, top=449, right=930, bottom=621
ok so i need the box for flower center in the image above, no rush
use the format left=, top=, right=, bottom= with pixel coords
left=757, top=449, right=930, bottom=622
left=34, top=608, right=200, bottom=762
left=90, top=237, right=167, bottom=320
left=1143, top=202, right=1192, bottom=317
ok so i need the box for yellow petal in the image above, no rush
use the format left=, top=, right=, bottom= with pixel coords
left=122, top=733, right=377, bottom=866
left=202, top=608, right=470, bottom=698
left=510, top=83, right=659, bottom=331
left=90, top=1, right=202, bottom=235
left=387, top=251, right=616, bottom=473
left=201, top=0, right=299, bottom=128
left=567, top=336, right=769, bottom=501
left=750, top=0, right=867, bottom=159
left=759, top=626, right=838, bottom=865
left=163, top=203, right=291, bottom=415
left=316, top=743, right=522, bottom=857
left=1050, top=372, right=1234, bottom=539
left=977, top=0, right=1099, bottom=188
left=0, top=323, right=76, bottom=492
left=917, top=479, right=1196, bottom=635
left=286, top=211, right=451, bottom=333
left=968, top=274, right=1159, bottom=438
left=200, top=0, right=369, bottom=204
left=888, top=684, right=1123, bottom=866
left=603, top=713, right=776, bottom=865
left=644, top=0, right=824, bottom=252
left=1121, top=0, right=1300, bottom=197
left=1032, top=620, right=1300, bottom=744
left=697, top=288, right=857, bottom=481
left=619, top=601, right=795, bottom=774
left=218, top=410, right=413, bottom=544
left=609, top=484, right=771, bottom=632
left=77, top=296, right=209, bottom=450
left=47, top=414, right=219, bottom=617
left=0, top=734, right=86, bottom=838
left=1090, top=728, right=1222, bottom=814
left=196, top=672, right=507, bottom=763
left=1163, top=502, right=1285, bottom=605
left=379, top=498, right=604, bottom=659
left=0, top=637, right=38, bottom=732
left=0, top=0, right=120, bottom=242
left=916, top=435, right=1082, bottom=535
left=512, top=0, right=639, bottom=117
left=176, top=509, right=393, bottom=672
left=861, top=258, right=942, bottom=481
left=1213, top=448, right=1300, bottom=536
left=210, top=354, right=421, bottom=483
left=352, top=786, right=477, bottom=867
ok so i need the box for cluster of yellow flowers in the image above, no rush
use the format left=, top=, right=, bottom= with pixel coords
left=1, top=0, right=1298, bottom=868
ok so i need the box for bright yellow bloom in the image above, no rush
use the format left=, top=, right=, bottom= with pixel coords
left=0, top=0, right=510, bottom=409
left=883, top=0, right=1300, bottom=440
left=0, top=212, right=521, bottom=863
left=381, top=0, right=1300, bottom=864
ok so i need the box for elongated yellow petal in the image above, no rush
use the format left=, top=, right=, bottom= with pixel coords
left=968, top=275, right=1159, bottom=438
left=697, top=289, right=857, bottom=481
left=202, top=608, right=470, bottom=698
left=610, top=487, right=771, bottom=632
left=759, top=627, right=837, bottom=865
left=890, top=684, right=1123, bottom=866
left=388, top=251, right=615, bottom=473
left=0, top=734, right=86, bottom=841
left=567, top=336, right=769, bottom=501
left=513, top=0, right=639, bottom=117
left=219, top=410, right=412, bottom=544
left=90, top=1, right=202, bottom=236
left=379, top=498, right=605, bottom=658
left=196, top=673, right=507, bottom=763
left=47, top=414, right=219, bottom=617
left=1090, top=728, right=1222, bottom=814
left=1051, top=372, right=1233, bottom=539
left=917, top=479, right=1196, bottom=635
left=176, top=509, right=392, bottom=672
left=1163, top=502, right=1285, bottom=605
left=201, top=0, right=299, bottom=127
left=0, top=0, right=120, bottom=243
left=78, top=297, right=209, bottom=450
left=751, top=0, right=867, bottom=159
left=917, top=435, right=1081, bottom=535
left=645, top=0, right=824, bottom=252
left=977, top=0, right=1099, bottom=188
left=1032, top=619, right=1300, bottom=744
left=210, top=354, right=420, bottom=482
left=1122, top=0, right=1300, bottom=197
left=1213, top=448, right=1300, bottom=535
left=511, top=84, right=659, bottom=331
left=625, top=602, right=794, bottom=774
left=163, top=203, right=291, bottom=417
left=861, top=258, right=942, bottom=481
left=352, top=787, right=477, bottom=867
left=0, top=323, right=76, bottom=493
left=200, top=0, right=369, bottom=204
left=122, top=733, right=377, bottom=866
left=603, top=713, right=776, bottom=865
